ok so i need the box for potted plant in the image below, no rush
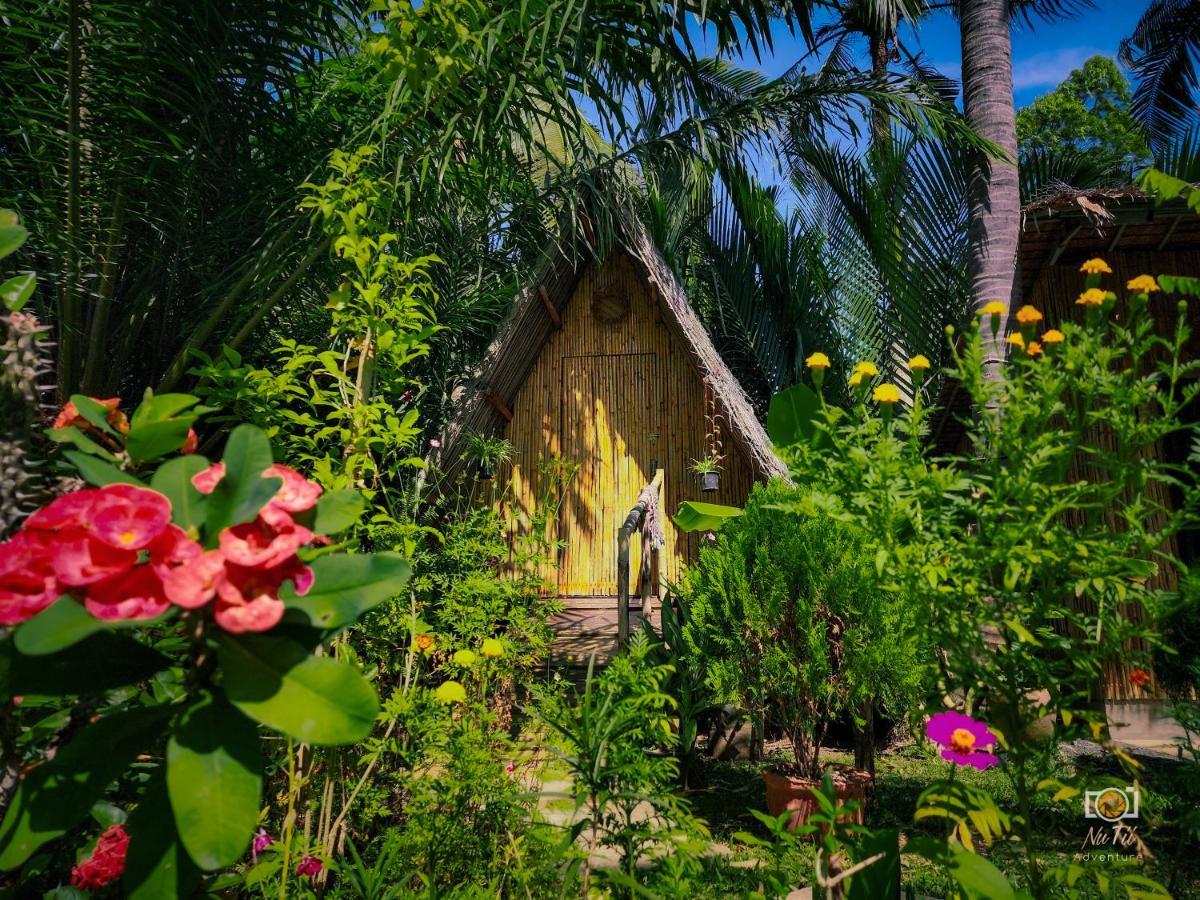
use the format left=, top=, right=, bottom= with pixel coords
left=466, top=432, right=515, bottom=480
left=690, top=456, right=721, bottom=492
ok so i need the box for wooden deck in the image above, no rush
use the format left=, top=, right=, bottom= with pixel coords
left=548, top=596, right=662, bottom=668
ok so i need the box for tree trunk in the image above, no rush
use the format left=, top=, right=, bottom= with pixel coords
left=869, top=31, right=891, bottom=145
left=853, top=697, right=875, bottom=776
left=959, top=0, right=1020, bottom=378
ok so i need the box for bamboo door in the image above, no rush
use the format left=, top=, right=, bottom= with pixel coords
left=558, top=352, right=664, bottom=596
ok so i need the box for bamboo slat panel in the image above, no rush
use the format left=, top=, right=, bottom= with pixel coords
left=501, top=251, right=756, bottom=596
left=1029, top=249, right=1200, bottom=700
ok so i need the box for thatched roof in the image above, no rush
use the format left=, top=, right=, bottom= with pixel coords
left=438, top=215, right=787, bottom=481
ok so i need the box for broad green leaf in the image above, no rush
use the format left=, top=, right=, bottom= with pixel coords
left=1, top=632, right=170, bottom=696
left=0, top=706, right=171, bottom=869
left=131, top=393, right=200, bottom=427
left=1, top=273, right=35, bottom=311
left=311, top=489, right=366, bottom=535
left=151, top=456, right=210, bottom=531
left=1158, top=274, right=1200, bottom=297
left=15, top=596, right=115, bottom=655
left=766, top=383, right=826, bottom=448
left=70, top=395, right=122, bottom=438
left=46, top=426, right=121, bottom=461
left=671, top=501, right=744, bottom=534
left=204, top=425, right=280, bottom=536
left=281, top=552, right=412, bottom=631
left=167, top=693, right=262, bottom=870
left=63, top=450, right=144, bottom=487
left=0, top=217, right=27, bottom=259
left=124, top=772, right=200, bottom=900
left=217, top=634, right=379, bottom=745
left=948, top=846, right=1015, bottom=900
left=127, top=420, right=196, bottom=464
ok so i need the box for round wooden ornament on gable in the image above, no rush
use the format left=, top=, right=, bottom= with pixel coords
left=592, top=284, right=630, bottom=324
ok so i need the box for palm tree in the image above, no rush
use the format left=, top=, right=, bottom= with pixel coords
left=1121, top=0, right=1200, bottom=149
left=957, top=0, right=1091, bottom=373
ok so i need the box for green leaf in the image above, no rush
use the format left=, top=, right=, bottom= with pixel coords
left=671, top=501, right=744, bottom=534
left=70, top=395, right=122, bottom=438
left=63, top=450, right=144, bottom=487
left=766, top=383, right=826, bottom=448
left=217, top=634, right=379, bottom=745
left=0, top=217, right=28, bottom=260
left=131, top=393, right=200, bottom=427
left=204, top=425, right=280, bottom=535
left=311, top=489, right=365, bottom=535
left=281, top=552, right=412, bottom=631
left=846, top=828, right=900, bottom=900
left=0, top=706, right=171, bottom=869
left=15, top=596, right=113, bottom=655
left=1, top=273, right=35, bottom=311
left=167, top=693, right=262, bottom=870
left=126, top=421, right=195, bottom=464
left=948, top=846, right=1015, bottom=900
left=1158, top=274, right=1200, bottom=297
left=1, top=632, right=170, bottom=696
left=124, top=772, right=200, bottom=900
left=46, top=426, right=120, bottom=462
left=151, top=456, right=210, bottom=532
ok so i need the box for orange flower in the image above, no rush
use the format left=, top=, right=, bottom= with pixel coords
left=981, top=301, right=1006, bottom=317
left=1076, top=288, right=1107, bottom=307
left=1041, top=329, right=1064, bottom=344
left=412, top=633, right=436, bottom=654
left=1026, top=341, right=1043, bottom=357
left=1015, top=305, right=1043, bottom=324
left=1006, top=332, right=1025, bottom=349
left=53, top=397, right=129, bottom=434
left=1127, top=275, right=1160, bottom=294
left=1129, top=668, right=1151, bottom=689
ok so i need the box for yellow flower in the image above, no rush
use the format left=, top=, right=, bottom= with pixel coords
left=805, top=352, right=831, bottom=370
left=1042, top=329, right=1064, bottom=344
left=981, top=301, right=1007, bottom=317
left=1015, top=305, right=1043, bottom=324
left=452, top=649, right=477, bottom=667
left=852, top=361, right=880, bottom=377
left=1080, top=258, right=1112, bottom=275
left=1026, top=341, right=1043, bottom=357
left=907, top=354, right=931, bottom=372
left=1075, top=288, right=1107, bottom=306
left=872, top=383, right=901, bottom=404
left=848, top=371, right=865, bottom=388
left=435, top=681, right=467, bottom=705
left=1127, top=274, right=1160, bottom=293
left=481, top=638, right=505, bottom=659
left=1006, top=332, right=1025, bottom=349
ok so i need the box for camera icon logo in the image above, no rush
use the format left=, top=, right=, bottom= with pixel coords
left=1084, top=786, right=1139, bottom=823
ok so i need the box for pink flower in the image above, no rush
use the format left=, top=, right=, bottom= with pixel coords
left=191, top=461, right=226, bottom=494
left=925, top=711, right=999, bottom=770
left=54, top=397, right=128, bottom=435
left=296, top=855, right=323, bottom=879
left=251, top=828, right=272, bottom=862
left=52, top=536, right=137, bottom=587
left=89, top=484, right=172, bottom=551
left=70, top=824, right=129, bottom=891
left=262, top=464, right=322, bottom=513
left=161, top=550, right=227, bottom=609
left=219, top=513, right=312, bottom=569
left=212, top=561, right=310, bottom=634
left=84, top=564, right=170, bottom=621
left=181, top=429, right=199, bottom=455
left=0, top=532, right=59, bottom=625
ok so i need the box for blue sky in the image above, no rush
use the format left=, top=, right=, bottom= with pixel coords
left=735, top=0, right=1149, bottom=109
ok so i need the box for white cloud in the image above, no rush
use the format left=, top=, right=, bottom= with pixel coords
left=1012, top=47, right=1106, bottom=92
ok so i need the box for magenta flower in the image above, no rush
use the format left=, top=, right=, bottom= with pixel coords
left=925, top=711, right=999, bottom=770
left=296, top=855, right=323, bottom=880
left=251, top=828, right=272, bottom=862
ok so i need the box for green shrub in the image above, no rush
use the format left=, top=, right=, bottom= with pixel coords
left=680, top=480, right=927, bottom=776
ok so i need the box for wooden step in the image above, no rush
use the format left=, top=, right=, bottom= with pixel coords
left=548, top=600, right=662, bottom=667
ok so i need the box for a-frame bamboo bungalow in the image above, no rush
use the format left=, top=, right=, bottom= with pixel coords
left=439, top=217, right=785, bottom=652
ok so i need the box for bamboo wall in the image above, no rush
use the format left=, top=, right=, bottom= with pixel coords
left=499, top=251, right=756, bottom=597
left=1028, top=248, right=1200, bottom=700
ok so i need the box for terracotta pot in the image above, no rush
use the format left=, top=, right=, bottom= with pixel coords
left=763, top=764, right=872, bottom=832
left=700, top=471, right=720, bottom=492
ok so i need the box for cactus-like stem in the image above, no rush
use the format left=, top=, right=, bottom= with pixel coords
left=0, top=310, right=56, bottom=537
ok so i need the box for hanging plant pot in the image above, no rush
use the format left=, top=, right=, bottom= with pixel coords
left=764, top=764, right=872, bottom=833
left=478, top=465, right=495, bottom=481
left=700, top=471, right=720, bottom=493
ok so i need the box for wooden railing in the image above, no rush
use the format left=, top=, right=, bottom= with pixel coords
left=616, top=467, right=664, bottom=644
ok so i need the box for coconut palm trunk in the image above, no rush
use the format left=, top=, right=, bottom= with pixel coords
left=959, top=0, right=1020, bottom=374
